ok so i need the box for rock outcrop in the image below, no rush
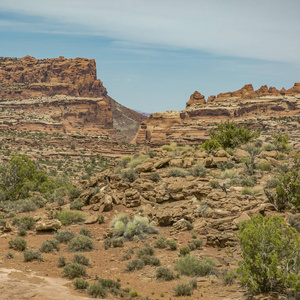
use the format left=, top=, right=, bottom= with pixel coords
left=133, top=82, right=300, bottom=146
left=0, top=56, right=146, bottom=139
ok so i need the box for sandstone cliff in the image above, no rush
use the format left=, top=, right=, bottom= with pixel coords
left=133, top=82, right=300, bottom=145
left=0, top=56, right=146, bottom=139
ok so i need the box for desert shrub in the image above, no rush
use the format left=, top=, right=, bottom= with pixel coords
left=70, top=199, right=84, bottom=210
left=79, top=228, right=91, bottom=237
left=137, top=246, right=155, bottom=257
left=103, top=238, right=111, bottom=250
left=23, top=249, right=42, bottom=262
left=119, top=156, right=131, bottom=168
left=150, top=172, right=160, bottom=182
left=210, top=180, right=219, bottom=189
left=254, top=139, right=263, bottom=148
left=98, top=214, right=105, bottom=224
left=40, top=239, right=60, bottom=253
left=217, top=161, right=235, bottom=171
left=189, top=164, right=208, bottom=177
left=277, top=163, right=290, bottom=173
left=265, top=177, right=280, bottom=189
left=226, top=147, right=234, bottom=156
left=87, top=283, right=107, bottom=298
left=241, top=188, right=260, bottom=196
left=237, top=215, right=300, bottom=293
left=112, top=237, right=124, bottom=248
left=175, top=254, right=216, bottom=276
left=288, top=215, right=300, bottom=232
left=263, top=143, right=276, bottom=151
left=258, top=161, right=271, bottom=171
left=68, top=235, right=93, bottom=252
left=148, top=150, right=156, bottom=158
left=162, top=145, right=172, bottom=152
left=63, top=263, right=86, bottom=279
left=73, top=278, right=89, bottom=290
left=209, top=121, right=259, bottom=149
left=110, top=214, right=158, bottom=241
left=125, top=259, right=145, bottom=272
left=155, top=236, right=167, bottom=249
left=9, top=237, right=26, bottom=251
left=73, top=253, right=89, bottom=266
left=173, top=284, right=193, bottom=296
left=68, top=186, right=82, bottom=201
left=18, top=227, right=27, bottom=236
left=121, top=168, right=138, bottom=183
left=166, top=239, right=177, bottom=250
left=219, top=169, right=238, bottom=179
left=56, top=210, right=84, bottom=225
left=12, top=216, right=35, bottom=230
left=128, top=155, right=148, bottom=168
left=189, top=238, right=203, bottom=249
left=202, top=139, right=221, bottom=153
left=187, top=242, right=196, bottom=251
left=272, top=133, right=290, bottom=152
left=58, top=256, right=67, bottom=267
left=156, top=267, right=174, bottom=281
left=121, top=248, right=134, bottom=261
left=6, top=252, right=14, bottom=259
left=223, top=269, right=237, bottom=285
left=240, top=175, right=257, bottom=187
left=54, top=230, right=75, bottom=243
left=167, top=168, right=187, bottom=178
left=140, top=255, right=160, bottom=266
left=179, top=247, right=190, bottom=256
left=227, top=177, right=241, bottom=187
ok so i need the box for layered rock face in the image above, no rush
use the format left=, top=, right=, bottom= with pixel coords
left=133, top=82, right=300, bottom=145
left=0, top=56, right=146, bottom=138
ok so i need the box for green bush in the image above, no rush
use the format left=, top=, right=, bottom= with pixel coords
left=189, top=164, right=208, bottom=177
left=23, top=249, right=42, bottom=262
left=40, top=239, right=60, bottom=253
left=58, top=256, right=67, bottom=267
left=121, top=168, right=138, bottom=183
left=237, top=215, right=300, bottom=293
left=175, top=254, right=216, bottom=276
left=73, top=278, right=89, bottom=290
left=137, top=246, right=155, bottom=257
left=272, top=133, right=290, bottom=152
left=240, top=175, right=257, bottom=187
left=156, top=267, right=174, bottom=281
left=140, top=255, right=160, bottom=266
left=73, top=253, right=89, bottom=266
left=87, top=283, right=107, bottom=298
left=217, top=161, right=235, bottom=171
left=79, top=228, right=91, bottom=237
left=265, top=177, right=280, bottom=189
left=125, top=259, right=145, bottom=272
left=241, top=188, right=260, bottom=196
left=54, top=230, right=75, bottom=243
left=9, top=237, right=26, bottom=251
left=167, top=168, right=187, bottom=178
left=179, top=247, right=190, bottom=256
left=166, top=239, right=177, bottom=250
left=210, top=180, right=219, bottom=189
left=223, top=269, right=237, bottom=285
left=150, top=172, right=160, bottom=182
left=128, top=155, right=148, bottom=168
left=119, top=156, right=131, bottom=168
left=162, top=145, right=172, bottom=152
left=258, top=161, right=271, bottom=171
left=63, top=263, right=86, bottom=279
left=6, top=252, right=14, bottom=259
left=121, top=248, right=134, bottom=261
left=209, top=121, right=259, bottom=149
left=68, top=235, right=93, bottom=252
left=155, top=236, right=167, bottom=249
left=112, top=237, right=124, bottom=248
left=56, top=210, right=84, bottom=225
left=12, top=216, right=35, bottom=230
left=202, top=139, right=221, bottom=153
left=110, top=214, right=158, bottom=241
left=70, top=199, right=84, bottom=210
left=189, top=238, right=203, bottom=249
left=173, top=284, right=193, bottom=296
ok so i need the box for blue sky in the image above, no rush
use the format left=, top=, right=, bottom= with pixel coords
left=0, top=0, right=299, bottom=113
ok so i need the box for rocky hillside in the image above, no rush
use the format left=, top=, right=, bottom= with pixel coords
left=0, top=56, right=146, bottom=139
left=133, top=82, right=300, bottom=145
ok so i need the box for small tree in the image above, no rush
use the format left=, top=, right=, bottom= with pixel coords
left=237, top=215, right=300, bottom=294
left=244, top=144, right=261, bottom=175
left=209, top=121, right=259, bottom=149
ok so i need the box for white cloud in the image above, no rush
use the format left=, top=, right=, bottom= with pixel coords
left=0, top=0, right=299, bottom=63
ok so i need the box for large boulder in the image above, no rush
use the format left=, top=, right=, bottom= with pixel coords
left=36, top=219, right=62, bottom=231
left=125, top=188, right=141, bottom=207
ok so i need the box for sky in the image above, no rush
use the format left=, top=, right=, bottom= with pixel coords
left=0, top=0, right=299, bottom=113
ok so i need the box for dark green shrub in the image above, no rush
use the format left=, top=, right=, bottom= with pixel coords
left=150, top=172, right=160, bottom=182
left=63, top=263, right=86, bottom=279
left=98, top=214, right=105, bottom=224
left=58, top=256, right=67, bottom=267
left=40, top=239, right=60, bottom=253
left=79, top=228, right=91, bottom=237
left=140, top=255, right=160, bottom=266
left=12, top=216, right=35, bottom=230
left=56, top=210, right=84, bottom=225
left=173, top=283, right=193, bottom=296
left=23, top=249, right=42, bottom=262
left=121, top=168, right=138, bottom=183
left=73, top=253, right=90, bottom=266
left=73, top=278, right=89, bottom=290
left=137, top=246, right=154, bottom=257
left=209, top=121, right=259, bottom=149
left=68, top=186, right=82, bottom=201
left=18, top=226, right=27, bottom=236
left=202, top=139, right=221, bottom=153
left=125, top=259, right=145, bottom=272
left=237, top=215, right=300, bottom=293
left=167, top=168, right=187, bottom=178
left=6, top=252, right=14, bottom=259
left=88, top=283, right=107, bottom=298
left=189, top=278, right=197, bottom=289
left=272, top=133, right=290, bottom=152
left=155, top=237, right=167, bottom=249
left=70, top=199, right=84, bottom=210
left=189, top=238, right=203, bottom=249
left=112, top=237, right=124, bottom=248
left=156, top=267, right=174, bottom=281
left=98, top=278, right=120, bottom=290
left=148, top=150, right=156, bottom=158
left=175, top=254, right=216, bottom=276
left=68, top=235, right=93, bottom=252
left=179, top=247, right=190, bottom=256
left=104, top=238, right=111, bottom=250
left=54, top=230, right=75, bottom=243
left=166, top=239, right=177, bottom=250
left=288, top=215, right=300, bottom=232
left=210, top=180, right=219, bottom=189
left=9, top=237, right=26, bottom=251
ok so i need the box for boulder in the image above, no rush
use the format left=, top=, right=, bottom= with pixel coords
left=84, top=215, right=99, bottom=224
left=36, top=219, right=62, bottom=231
left=125, top=188, right=141, bottom=207
left=258, top=150, right=278, bottom=159
left=234, top=149, right=249, bottom=159
left=99, top=194, right=113, bottom=212
left=153, top=158, right=171, bottom=169
left=135, top=162, right=155, bottom=173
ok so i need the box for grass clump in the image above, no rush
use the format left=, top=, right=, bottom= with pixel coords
left=12, top=216, right=35, bottom=230
left=223, top=269, right=237, bottom=285
left=68, top=235, right=93, bottom=252
left=70, top=199, right=84, bottom=210
left=179, top=247, right=190, bottom=256
left=56, top=210, right=84, bottom=225
left=73, top=278, right=89, bottom=290
left=175, top=254, right=216, bottom=276
left=265, top=177, right=280, bottom=189
left=166, top=239, right=177, bottom=250
left=79, top=228, right=91, bottom=237
left=54, top=230, right=75, bottom=243
left=155, top=236, right=167, bottom=249
left=23, top=249, right=42, bottom=262
left=173, top=283, right=193, bottom=296
left=137, top=245, right=155, bottom=257
left=88, top=283, right=107, bottom=298
left=127, top=155, right=148, bottom=168
left=121, top=168, right=138, bottom=183
left=241, top=188, right=260, bottom=196
left=167, top=168, right=187, bottom=178
left=58, top=256, right=67, bottom=267
left=125, top=259, right=145, bottom=272
left=40, top=239, right=60, bottom=253
left=9, top=237, right=27, bottom=251
left=73, top=253, right=90, bottom=266
left=111, top=237, right=124, bottom=248
left=156, top=267, right=174, bottom=281
left=150, top=172, right=160, bottom=182
left=258, top=161, right=271, bottom=171
left=63, top=263, right=87, bottom=279
left=189, top=164, right=208, bottom=177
